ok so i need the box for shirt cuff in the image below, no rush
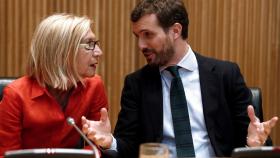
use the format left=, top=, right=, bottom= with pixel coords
left=108, top=136, right=117, bottom=151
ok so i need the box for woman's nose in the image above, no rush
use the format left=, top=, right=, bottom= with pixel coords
left=93, top=45, right=102, bottom=56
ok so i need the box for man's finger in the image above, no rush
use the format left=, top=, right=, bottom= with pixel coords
left=88, top=134, right=97, bottom=142
left=263, top=123, right=271, bottom=136
left=247, top=105, right=258, bottom=122
left=95, top=136, right=105, bottom=142
left=87, top=128, right=97, bottom=139
left=81, top=116, right=89, bottom=125
left=81, top=116, right=89, bottom=133
left=100, top=108, right=109, bottom=122
left=268, top=117, right=278, bottom=128
left=82, top=123, right=89, bottom=133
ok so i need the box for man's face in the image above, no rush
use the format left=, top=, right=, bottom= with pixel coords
left=132, top=14, right=175, bottom=67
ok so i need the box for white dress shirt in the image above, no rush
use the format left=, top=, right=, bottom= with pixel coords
left=160, top=46, right=215, bottom=158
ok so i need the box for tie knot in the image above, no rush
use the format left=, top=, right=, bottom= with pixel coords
left=166, top=66, right=180, bottom=78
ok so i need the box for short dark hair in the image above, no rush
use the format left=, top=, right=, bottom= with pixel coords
left=131, top=0, right=189, bottom=39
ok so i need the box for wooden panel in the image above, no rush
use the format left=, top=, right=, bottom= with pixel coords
left=184, top=0, right=280, bottom=145
left=0, top=0, right=279, bottom=145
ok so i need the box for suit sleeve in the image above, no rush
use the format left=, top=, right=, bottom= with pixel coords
left=226, top=63, right=252, bottom=147
left=113, top=75, right=141, bottom=158
left=227, top=63, right=273, bottom=147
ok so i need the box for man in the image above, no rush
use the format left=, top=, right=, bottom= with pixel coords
left=82, top=0, right=278, bottom=157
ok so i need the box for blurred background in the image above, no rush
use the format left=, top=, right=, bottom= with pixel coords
left=0, top=0, right=279, bottom=145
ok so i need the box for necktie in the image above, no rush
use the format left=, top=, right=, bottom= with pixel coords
left=166, top=66, right=195, bottom=157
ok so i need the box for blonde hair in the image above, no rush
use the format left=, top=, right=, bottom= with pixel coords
left=27, top=13, right=92, bottom=90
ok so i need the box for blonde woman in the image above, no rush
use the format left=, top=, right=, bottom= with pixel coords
left=0, top=13, right=108, bottom=156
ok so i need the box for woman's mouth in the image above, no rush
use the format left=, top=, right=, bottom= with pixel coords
left=90, top=64, right=96, bottom=68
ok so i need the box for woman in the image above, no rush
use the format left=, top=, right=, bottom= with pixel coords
left=0, top=13, right=108, bottom=156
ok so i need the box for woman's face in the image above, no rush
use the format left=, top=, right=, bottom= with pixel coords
left=76, top=29, right=102, bottom=78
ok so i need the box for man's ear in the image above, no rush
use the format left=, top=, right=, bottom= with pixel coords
left=171, top=23, right=182, bottom=39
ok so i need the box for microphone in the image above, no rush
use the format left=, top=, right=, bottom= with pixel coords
left=67, top=117, right=100, bottom=158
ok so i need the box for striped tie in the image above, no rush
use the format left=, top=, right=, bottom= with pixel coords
left=166, top=66, right=195, bottom=157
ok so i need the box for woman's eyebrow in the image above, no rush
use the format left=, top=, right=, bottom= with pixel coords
left=81, top=37, right=96, bottom=43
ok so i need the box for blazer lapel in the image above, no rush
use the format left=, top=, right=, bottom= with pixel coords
left=196, top=54, right=220, bottom=117
left=142, top=66, right=163, bottom=142
left=195, top=53, right=223, bottom=155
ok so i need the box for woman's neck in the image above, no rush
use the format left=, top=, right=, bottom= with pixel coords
left=47, top=86, right=74, bottom=111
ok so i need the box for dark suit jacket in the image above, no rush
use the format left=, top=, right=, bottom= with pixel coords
left=112, top=53, right=253, bottom=158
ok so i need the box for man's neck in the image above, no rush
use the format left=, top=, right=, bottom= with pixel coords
left=167, top=40, right=189, bottom=66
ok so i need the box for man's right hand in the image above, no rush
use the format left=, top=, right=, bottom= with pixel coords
left=81, top=108, right=113, bottom=149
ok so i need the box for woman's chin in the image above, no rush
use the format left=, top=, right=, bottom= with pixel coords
left=81, top=72, right=96, bottom=78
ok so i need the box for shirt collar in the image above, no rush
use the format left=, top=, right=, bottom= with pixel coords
left=30, top=79, right=46, bottom=99
left=178, top=46, right=197, bottom=72
left=30, top=79, right=85, bottom=99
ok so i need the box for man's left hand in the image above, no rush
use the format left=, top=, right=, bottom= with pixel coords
left=247, top=105, right=278, bottom=147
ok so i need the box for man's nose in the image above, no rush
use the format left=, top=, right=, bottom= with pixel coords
left=138, top=38, right=147, bottom=50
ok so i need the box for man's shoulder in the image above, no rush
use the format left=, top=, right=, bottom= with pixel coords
left=195, top=52, right=234, bottom=64
left=194, top=52, right=239, bottom=71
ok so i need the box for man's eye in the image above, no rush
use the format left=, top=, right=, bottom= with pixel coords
left=144, top=32, right=151, bottom=37
left=142, top=31, right=154, bottom=39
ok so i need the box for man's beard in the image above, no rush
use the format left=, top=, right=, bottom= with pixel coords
left=143, top=38, right=175, bottom=67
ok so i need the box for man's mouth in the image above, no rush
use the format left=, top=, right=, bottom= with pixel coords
left=143, top=53, right=155, bottom=63
left=144, top=52, right=152, bottom=57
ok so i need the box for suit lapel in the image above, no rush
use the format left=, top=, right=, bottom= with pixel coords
left=196, top=54, right=220, bottom=116
left=142, top=66, right=163, bottom=142
left=195, top=53, right=223, bottom=155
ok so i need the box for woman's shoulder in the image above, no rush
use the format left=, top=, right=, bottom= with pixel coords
left=8, top=76, right=36, bottom=88
left=2, top=76, right=40, bottom=100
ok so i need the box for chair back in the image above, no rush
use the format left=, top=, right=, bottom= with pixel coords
left=249, top=87, right=263, bottom=122
left=0, top=78, right=16, bottom=101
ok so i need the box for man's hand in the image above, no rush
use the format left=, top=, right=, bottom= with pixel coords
left=247, top=105, right=278, bottom=147
left=81, top=108, right=113, bottom=149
